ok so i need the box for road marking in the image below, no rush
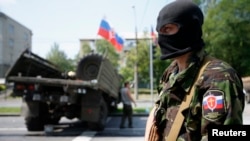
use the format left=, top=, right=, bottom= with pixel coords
left=0, top=127, right=26, bottom=131
left=72, top=131, right=97, bottom=141
left=105, top=127, right=145, bottom=130
left=71, top=117, right=111, bottom=141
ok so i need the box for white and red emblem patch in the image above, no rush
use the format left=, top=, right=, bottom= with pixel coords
left=202, top=90, right=226, bottom=121
left=205, top=95, right=217, bottom=110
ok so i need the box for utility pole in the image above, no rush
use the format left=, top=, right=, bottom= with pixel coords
left=132, top=6, right=138, bottom=100
left=149, top=39, right=154, bottom=106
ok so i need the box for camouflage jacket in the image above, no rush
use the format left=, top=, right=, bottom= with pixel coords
left=155, top=50, right=245, bottom=141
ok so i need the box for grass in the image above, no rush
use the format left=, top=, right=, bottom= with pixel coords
left=0, top=107, right=149, bottom=115
left=0, top=107, right=21, bottom=114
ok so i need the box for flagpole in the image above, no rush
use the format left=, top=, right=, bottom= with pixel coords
left=149, top=36, right=154, bottom=106
left=132, top=6, right=138, bottom=100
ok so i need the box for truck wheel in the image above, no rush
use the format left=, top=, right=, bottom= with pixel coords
left=24, top=102, right=49, bottom=131
left=77, top=54, right=102, bottom=80
left=47, top=117, right=61, bottom=125
left=25, top=117, right=45, bottom=131
left=88, top=100, right=108, bottom=131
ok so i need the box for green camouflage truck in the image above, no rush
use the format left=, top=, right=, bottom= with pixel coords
left=5, top=49, right=121, bottom=131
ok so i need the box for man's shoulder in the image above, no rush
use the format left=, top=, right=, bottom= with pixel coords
left=200, top=57, right=242, bottom=85
left=204, top=58, right=236, bottom=74
left=121, top=87, right=129, bottom=92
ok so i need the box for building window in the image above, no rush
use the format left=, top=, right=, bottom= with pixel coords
left=9, top=39, right=14, bottom=48
left=24, top=32, right=29, bottom=41
left=8, top=24, right=15, bottom=35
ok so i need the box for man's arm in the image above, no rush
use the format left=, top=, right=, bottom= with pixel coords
left=127, top=89, right=136, bottom=106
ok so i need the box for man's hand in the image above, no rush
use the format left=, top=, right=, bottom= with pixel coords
left=134, top=102, right=137, bottom=107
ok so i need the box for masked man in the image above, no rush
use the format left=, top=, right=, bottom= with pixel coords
left=145, top=1, right=245, bottom=141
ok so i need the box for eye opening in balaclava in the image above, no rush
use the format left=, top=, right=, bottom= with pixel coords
left=159, top=23, right=181, bottom=35
left=156, top=0, right=204, bottom=60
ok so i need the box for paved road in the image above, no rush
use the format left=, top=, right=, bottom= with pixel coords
left=1, top=94, right=250, bottom=123
left=0, top=94, right=250, bottom=141
left=1, top=94, right=250, bottom=121
left=0, top=91, right=150, bottom=140
left=0, top=115, right=147, bottom=141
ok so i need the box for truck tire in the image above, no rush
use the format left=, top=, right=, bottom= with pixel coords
left=88, top=99, right=108, bottom=131
left=47, top=117, right=61, bottom=125
left=26, top=114, right=60, bottom=131
left=25, top=118, right=60, bottom=131
left=25, top=116, right=45, bottom=131
left=77, top=54, right=102, bottom=80
left=25, top=102, right=49, bottom=131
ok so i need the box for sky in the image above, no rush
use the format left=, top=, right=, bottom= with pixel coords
left=0, top=0, right=174, bottom=59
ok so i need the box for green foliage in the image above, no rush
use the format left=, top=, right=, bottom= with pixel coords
left=203, top=0, right=250, bottom=76
left=137, top=40, right=151, bottom=83
left=119, top=39, right=150, bottom=84
left=46, top=43, right=75, bottom=72
left=75, top=41, right=93, bottom=62
left=0, top=84, right=6, bottom=91
left=119, top=34, right=170, bottom=88
left=46, top=40, right=121, bottom=78
left=95, top=40, right=120, bottom=69
left=153, top=48, right=171, bottom=86
left=193, top=0, right=202, bottom=5
left=119, top=66, right=134, bottom=83
left=81, top=41, right=93, bottom=54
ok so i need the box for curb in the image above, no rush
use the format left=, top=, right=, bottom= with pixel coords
left=109, top=113, right=149, bottom=117
left=0, top=113, right=20, bottom=116
left=0, top=113, right=149, bottom=117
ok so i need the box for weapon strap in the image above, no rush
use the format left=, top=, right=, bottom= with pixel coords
left=165, top=56, right=212, bottom=141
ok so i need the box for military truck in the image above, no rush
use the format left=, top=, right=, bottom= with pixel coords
left=5, top=49, right=121, bottom=131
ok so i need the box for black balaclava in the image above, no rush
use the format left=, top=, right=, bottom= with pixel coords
left=156, top=0, right=204, bottom=60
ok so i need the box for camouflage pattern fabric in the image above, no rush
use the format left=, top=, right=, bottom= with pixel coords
left=154, top=49, right=245, bottom=141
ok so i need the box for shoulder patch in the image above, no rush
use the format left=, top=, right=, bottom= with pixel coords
left=202, top=90, right=226, bottom=121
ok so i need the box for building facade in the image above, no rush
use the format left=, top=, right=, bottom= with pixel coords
left=0, top=12, right=32, bottom=77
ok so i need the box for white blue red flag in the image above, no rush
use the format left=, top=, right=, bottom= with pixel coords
left=97, top=19, right=124, bottom=52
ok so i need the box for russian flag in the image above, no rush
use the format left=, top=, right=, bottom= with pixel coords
left=109, top=31, right=124, bottom=52
left=97, top=19, right=111, bottom=40
left=114, top=33, right=124, bottom=52
left=203, top=95, right=223, bottom=110
left=97, top=19, right=124, bottom=52
left=151, top=25, right=157, bottom=45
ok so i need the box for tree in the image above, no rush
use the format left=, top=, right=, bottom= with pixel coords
left=119, top=31, right=171, bottom=88
left=153, top=47, right=171, bottom=86
left=194, top=0, right=217, bottom=14
left=95, top=39, right=120, bottom=69
left=46, top=43, right=75, bottom=72
left=75, top=41, right=93, bottom=63
left=203, top=0, right=250, bottom=76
